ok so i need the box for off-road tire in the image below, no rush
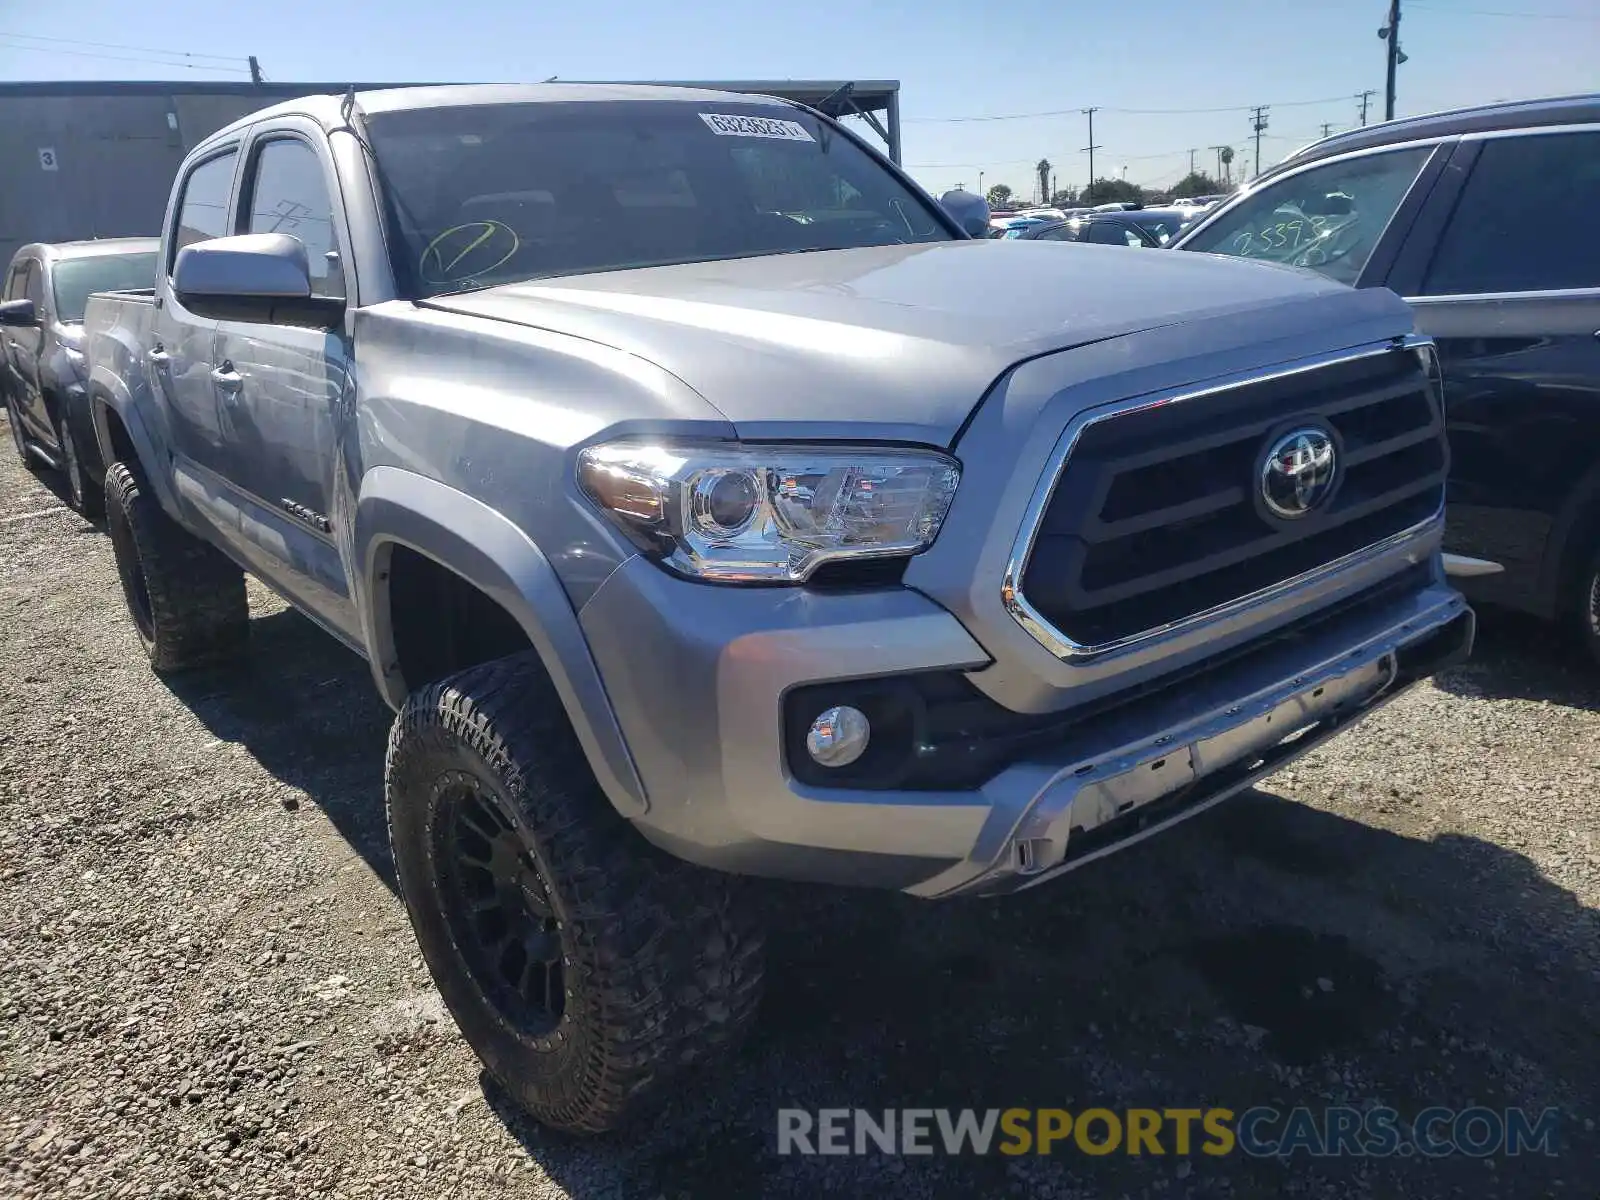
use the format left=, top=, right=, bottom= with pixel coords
left=386, top=651, right=765, bottom=1134
left=103, top=460, right=249, bottom=672
left=1575, top=539, right=1600, bottom=670
left=54, top=402, right=103, bottom=518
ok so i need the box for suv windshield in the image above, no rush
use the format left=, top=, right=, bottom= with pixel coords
left=365, top=100, right=953, bottom=298
left=51, top=251, right=158, bottom=323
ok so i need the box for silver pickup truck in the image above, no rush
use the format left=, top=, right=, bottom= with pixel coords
left=84, top=83, right=1474, bottom=1133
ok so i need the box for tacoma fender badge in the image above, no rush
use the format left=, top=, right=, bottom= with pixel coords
left=279, top=498, right=332, bottom=534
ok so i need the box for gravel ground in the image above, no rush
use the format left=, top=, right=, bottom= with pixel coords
left=2, top=421, right=1598, bottom=1200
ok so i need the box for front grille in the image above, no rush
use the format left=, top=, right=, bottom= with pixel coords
left=1019, top=346, right=1446, bottom=649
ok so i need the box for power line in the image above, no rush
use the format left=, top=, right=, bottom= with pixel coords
left=1409, top=1, right=1600, bottom=18
left=0, top=37, right=250, bottom=72
left=903, top=93, right=1357, bottom=124
left=908, top=144, right=1198, bottom=171
left=0, top=30, right=243, bottom=63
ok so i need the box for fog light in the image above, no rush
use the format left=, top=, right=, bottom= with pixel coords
left=805, top=705, right=870, bottom=768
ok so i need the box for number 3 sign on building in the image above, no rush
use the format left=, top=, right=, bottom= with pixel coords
left=38, top=147, right=59, bottom=171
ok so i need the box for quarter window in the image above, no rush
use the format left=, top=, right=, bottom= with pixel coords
left=245, top=139, right=345, bottom=298
left=1181, top=147, right=1433, bottom=285
left=1421, top=131, right=1600, bottom=295
left=171, top=151, right=238, bottom=270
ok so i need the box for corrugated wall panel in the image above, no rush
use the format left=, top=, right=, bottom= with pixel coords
left=0, top=89, right=307, bottom=270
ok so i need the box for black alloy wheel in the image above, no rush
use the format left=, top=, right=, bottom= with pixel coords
left=432, top=769, right=566, bottom=1036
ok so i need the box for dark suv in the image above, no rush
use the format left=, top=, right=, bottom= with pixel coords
left=1173, top=94, right=1600, bottom=662
left=2, top=238, right=160, bottom=516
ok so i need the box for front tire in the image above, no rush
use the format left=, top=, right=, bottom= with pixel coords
left=103, top=460, right=249, bottom=672
left=386, top=651, right=765, bottom=1134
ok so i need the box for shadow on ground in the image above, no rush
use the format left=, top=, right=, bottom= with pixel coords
left=167, top=602, right=1600, bottom=1199
left=165, top=604, right=398, bottom=889
left=1433, top=605, right=1600, bottom=710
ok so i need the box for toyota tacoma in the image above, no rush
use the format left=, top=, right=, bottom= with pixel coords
left=83, top=83, right=1474, bottom=1133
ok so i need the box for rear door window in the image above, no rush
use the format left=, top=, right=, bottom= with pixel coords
left=1181, top=146, right=1433, bottom=284
left=170, top=151, right=239, bottom=270
left=1420, top=130, right=1600, bottom=295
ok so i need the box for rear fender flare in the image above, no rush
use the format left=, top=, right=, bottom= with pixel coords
left=87, top=371, right=180, bottom=517
left=354, top=465, right=648, bottom=818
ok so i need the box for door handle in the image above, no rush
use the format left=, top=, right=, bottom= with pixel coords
left=147, top=346, right=169, bottom=366
left=211, top=362, right=243, bottom=393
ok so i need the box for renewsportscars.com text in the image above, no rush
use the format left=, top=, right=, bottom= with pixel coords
left=776, top=1106, right=1561, bottom=1158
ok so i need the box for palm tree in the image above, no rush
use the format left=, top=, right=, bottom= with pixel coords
left=1219, top=146, right=1235, bottom=186
left=1036, top=159, right=1052, bottom=205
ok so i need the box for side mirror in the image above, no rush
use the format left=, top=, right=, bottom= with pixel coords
left=173, top=233, right=343, bottom=329
left=939, top=189, right=992, bottom=238
left=0, top=298, right=38, bottom=328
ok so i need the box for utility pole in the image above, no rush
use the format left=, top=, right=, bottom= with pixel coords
left=1321, top=122, right=1334, bottom=138
left=248, top=55, right=263, bottom=84
left=1249, top=106, right=1269, bottom=178
left=1379, top=0, right=1403, bottom=120
left=1188, top=148, right=1197, bottom=177
left=1081, top=108, right=1101, bottom=198
left=1210, top=144, right=1227, bottom=183
left=1357, top=90, right=1376, bottom=125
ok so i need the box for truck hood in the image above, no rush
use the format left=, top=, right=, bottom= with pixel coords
left=423, top=241, right=1381, bottom=444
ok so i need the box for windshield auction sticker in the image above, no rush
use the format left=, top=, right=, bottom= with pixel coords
left=699, top=113, right=816, bottom=142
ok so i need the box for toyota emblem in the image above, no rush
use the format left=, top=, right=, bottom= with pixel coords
left=1260, top=426, right=1338, bottom=520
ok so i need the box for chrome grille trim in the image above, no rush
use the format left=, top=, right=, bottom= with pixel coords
left=1001, top=334, right=1443, bottom=662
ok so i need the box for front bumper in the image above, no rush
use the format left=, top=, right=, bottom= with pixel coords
left=578, top=556, right=1473, bottom=897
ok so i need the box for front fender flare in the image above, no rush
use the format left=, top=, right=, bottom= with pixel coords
left=354, top=466, right=648, bottom=818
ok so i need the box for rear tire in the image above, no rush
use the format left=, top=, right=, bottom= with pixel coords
left=1574, top=539, right=1600, bottom=670
left=7, top=404, right=31, bottom=467
left=54, top=404, right=103, bottom=519
left=386, top=650, right=765, bottom=1134
left=103, top=460, right=248, bottom=672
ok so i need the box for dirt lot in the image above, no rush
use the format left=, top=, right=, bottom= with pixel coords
left=2, top=425, right=1598, bottom=1200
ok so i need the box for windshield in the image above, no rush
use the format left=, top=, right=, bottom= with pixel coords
left=364, top=100, right=953, bottom=298
left=1178, top=148, right=1432, bottom=285
left=51, top=252, right=158, bottom=323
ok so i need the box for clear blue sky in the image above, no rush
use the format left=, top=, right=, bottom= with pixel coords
left=2, top=0, right=1595, bottom=199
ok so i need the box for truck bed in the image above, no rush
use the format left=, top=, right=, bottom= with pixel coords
left=84, top=288, right=160, bottom=426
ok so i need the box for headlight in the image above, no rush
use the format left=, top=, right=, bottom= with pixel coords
left=577, top=441, right=961, bottom=583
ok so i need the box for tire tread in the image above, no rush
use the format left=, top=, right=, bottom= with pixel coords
left=385, top=651, right=764, bottom=1133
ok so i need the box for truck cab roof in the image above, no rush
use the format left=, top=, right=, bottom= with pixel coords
left=13, top=237, right=159, bottom=265
left=195, top=82, right=806, bottom=152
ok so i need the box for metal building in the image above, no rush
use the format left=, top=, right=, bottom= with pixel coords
left=0, top=78, right=903, bottom=273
